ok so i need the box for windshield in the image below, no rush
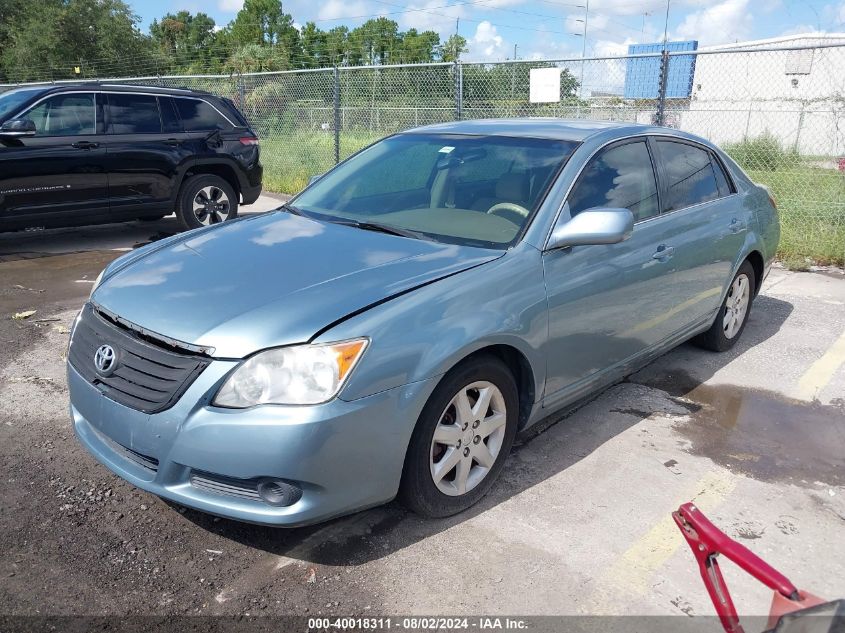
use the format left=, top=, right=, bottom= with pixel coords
left=293, top=133, right=578, bottom=249
left=0, top=88, right=46, bottom=121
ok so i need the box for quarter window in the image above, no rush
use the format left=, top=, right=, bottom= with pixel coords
left=174, top=98, right=231, bottom=131
left=108, top=94, right=162, bottom=134
left=657, top=141, right=721, bottom=211
left=25, top=93, right=95, bottom=136
left=567, top=141, right=659, bottom=221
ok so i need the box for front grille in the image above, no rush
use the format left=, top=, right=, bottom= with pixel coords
left=69, top=303, right=210, bottom=414
left=190, top=471, right=261, bottom=502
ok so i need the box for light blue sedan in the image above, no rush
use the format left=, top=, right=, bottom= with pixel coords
left=68, top=119, right=779, bottom=525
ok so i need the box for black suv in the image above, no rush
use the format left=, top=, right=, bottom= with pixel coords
left=0, top=83, right=262, bottom=231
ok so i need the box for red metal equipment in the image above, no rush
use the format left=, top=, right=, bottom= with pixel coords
left=673, top=502, right=827, bottom=633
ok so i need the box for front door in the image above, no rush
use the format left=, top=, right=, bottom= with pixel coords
left=541, top=138, right=684, bottom=404
left=0, top=92, right=108, bottom=228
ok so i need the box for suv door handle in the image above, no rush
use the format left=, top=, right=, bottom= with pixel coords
left=164, top=138, right=182, bottom=146
left=729, top=218, right=747, bottom=233
left=652, top=245, right=675, bottom=261
left=72, top=141, right=99, bottom=150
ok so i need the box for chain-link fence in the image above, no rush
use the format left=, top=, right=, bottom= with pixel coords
left=2, top=43, right=844, bottom=265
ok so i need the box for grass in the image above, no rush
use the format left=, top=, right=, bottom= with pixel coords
left=258, top=131, right=845, bottom=267
left=746, top=166, right=845, bottom=268
left=260, top=131, right=381, bottom=194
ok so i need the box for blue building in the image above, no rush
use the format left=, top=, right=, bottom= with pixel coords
left=624, top=41, right=698, bottom=99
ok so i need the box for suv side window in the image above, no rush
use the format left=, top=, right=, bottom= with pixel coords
left=657, top=140, right=721, bottom=212
left=567, top=140, right=659, bottom=222
left=159, top=97, right=182, bottom=133
left=174, top=98, right=231, bottom=131
left=25, top=93, right=96, bottom=136
left=107, top=93, right=162, bottom=134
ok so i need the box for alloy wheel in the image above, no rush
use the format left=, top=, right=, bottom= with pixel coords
left=723, top=273, right=750, bottom=339
left=192, top=186, right=231, bottom=225
left=429, top=381, right=507, bottom=496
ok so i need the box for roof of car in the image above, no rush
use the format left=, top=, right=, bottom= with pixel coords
left=22, top=83, right=213, bottom=97
left=403, top=118, right=655, bottom=142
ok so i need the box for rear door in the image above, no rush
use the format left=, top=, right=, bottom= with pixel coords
left=103, top=92, right=192, bottom=218
left=0, top=91, right=108, bottom=227
left=649, top=137, right=747, bottom=327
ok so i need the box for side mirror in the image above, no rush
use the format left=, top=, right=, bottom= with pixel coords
left=308, top=174, right=323, bottom=186
left=546, top=208, right=634, bottom=250
left=0, top=118, right=36, bottom=136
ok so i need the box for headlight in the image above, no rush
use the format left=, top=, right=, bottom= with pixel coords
left=213, top=339, right=368, bottom=407
left=90, top=269, right=105, bottom=298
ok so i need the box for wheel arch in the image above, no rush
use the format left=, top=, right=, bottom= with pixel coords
left=432, top=342, right=538, bottom=430
left=744, top=249, right=764, bottom=296
left=182, top=160, right=243, bottom=201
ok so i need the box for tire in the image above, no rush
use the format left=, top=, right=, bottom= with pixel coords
left=693, top=260, right=756, bottom=352
left=176, top=174, right=238, bottom=231
left=399, top=355, right=519, bottom=518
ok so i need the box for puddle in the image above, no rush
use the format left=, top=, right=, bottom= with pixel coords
left=0, top=250, right=119, bottom=316
left=640, top=370, right=845, bottom=486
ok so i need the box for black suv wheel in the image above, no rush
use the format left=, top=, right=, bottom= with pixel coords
left=177, top=175, right=238, bottom=231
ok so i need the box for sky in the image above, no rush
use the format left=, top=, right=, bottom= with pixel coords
left=134, top=0, right=845, bottom=62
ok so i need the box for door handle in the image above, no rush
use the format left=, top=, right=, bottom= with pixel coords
left=164, top=138, right=182, bottom=146
left=652, top=245, right=675, bottom=261
left=729, top=218, right=747, bottom=233
left=71, top=141, right=99, bottom=149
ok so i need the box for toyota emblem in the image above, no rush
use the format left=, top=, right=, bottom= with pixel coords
left=94, top=344, right=117, bottom=375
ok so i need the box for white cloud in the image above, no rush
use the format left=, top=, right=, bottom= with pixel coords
left=398, top=0, right=467, bottom=32
left=317, top=0, right=373, bottom=21
left=218, top=0, right=243, bottom=12
left=466, top=21, right=509, bottom=61
left=674, top=0, right=753, bottom=45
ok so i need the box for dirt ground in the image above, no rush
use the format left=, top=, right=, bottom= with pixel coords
left=1, top=206, right=843, bottom=625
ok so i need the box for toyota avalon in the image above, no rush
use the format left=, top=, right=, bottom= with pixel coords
left=67, top=119, right=779, bottom=526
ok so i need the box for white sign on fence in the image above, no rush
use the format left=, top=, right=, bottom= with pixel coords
left=529, top=67, right=561, bottom=103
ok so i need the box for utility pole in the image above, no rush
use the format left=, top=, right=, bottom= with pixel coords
left=513, top=44, right=518, bottom=60
left=661, top=0, right=670, bottom=51
left=580, top=0, right=589, bottom=99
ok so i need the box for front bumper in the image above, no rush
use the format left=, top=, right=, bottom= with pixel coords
left=68, top=361, right=436, bottom=526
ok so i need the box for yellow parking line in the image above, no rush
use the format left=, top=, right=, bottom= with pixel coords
left=796, top=329, right=845, bottom=401
left=593, top=470, right=736, bottom=604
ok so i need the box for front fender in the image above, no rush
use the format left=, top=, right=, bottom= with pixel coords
left=318, top=243, right=548, bottom=405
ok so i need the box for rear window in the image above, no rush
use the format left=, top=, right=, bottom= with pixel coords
left=108, top=93, right=162, bottom=134
left=175, top=98, right=231, bottom=131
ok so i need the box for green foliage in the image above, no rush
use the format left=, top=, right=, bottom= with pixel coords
left=724, top=132, right=800, bottom=172
left=1, top=0, right=160, bottom=81
left=224, top=44, right=290, bottom=73
left=440, top=35, right=468, bottom=63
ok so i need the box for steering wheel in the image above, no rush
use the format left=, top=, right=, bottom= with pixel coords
left=486, top=202, right=530, bottom=220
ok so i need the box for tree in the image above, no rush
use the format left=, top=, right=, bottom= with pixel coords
left=1, top=0, right=159, bottom=81
left=229, top=0, right=298, bottom=48
left=223, top=43, right=289, bottom=73
left=399, top=29, right=440, bottom=63
left=440, top=34, right=468, bottom=62
left=150, top=11, right=221, bottom=72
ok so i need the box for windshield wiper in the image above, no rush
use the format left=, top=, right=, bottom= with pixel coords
left=330, top=219, right=431, bottom=241
left=279, top=202, right=306, bottom=216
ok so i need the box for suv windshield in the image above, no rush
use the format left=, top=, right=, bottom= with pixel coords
left=0, top=88, right=47, bottom=121
left=293, top=133, right=578, bottom=249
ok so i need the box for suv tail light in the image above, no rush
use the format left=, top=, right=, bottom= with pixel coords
left=239, top=137, right=259, bottom=146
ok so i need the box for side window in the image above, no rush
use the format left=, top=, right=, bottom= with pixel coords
left=175, top=98, right=231, bottom=131
left=657, top=141, right=721, bottom=212
left=711, top=154, right=734, bottom=197
left=159, top=97, right=182, bottom=133
left=108, top=94, right=162, bottom=134
left=25, top=93, right=95, bottom=136
left=567, top=141, right=659, bottom=222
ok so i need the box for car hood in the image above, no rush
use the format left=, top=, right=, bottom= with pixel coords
left=93, top=211, right=502, bottom=357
